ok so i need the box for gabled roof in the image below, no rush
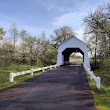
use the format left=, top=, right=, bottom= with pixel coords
left=58, top=36, right=87, bottom=47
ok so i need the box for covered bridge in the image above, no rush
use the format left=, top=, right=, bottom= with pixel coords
left=57, top=36, right=90, bottom=69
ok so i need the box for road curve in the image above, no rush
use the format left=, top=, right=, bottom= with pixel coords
left=0, top=64, right=95, bottom=110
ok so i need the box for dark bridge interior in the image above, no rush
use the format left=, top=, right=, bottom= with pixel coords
left=62, top=48, right=84, bottom=62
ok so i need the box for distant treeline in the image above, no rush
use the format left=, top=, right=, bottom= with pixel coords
left=0, top=25, right=76, bottom=66
left=0, top=24, right=57, bottom=66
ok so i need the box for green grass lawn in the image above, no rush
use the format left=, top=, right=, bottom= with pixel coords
left=87, top=72, right=110, bottom=110
left=0, top=64, right=45, bottom=90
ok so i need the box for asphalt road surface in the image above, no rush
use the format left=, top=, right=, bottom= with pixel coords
left=0, top=64, right=95, bottom=110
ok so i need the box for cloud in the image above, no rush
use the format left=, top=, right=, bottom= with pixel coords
left=75, top=28, right=84, bottom=40
left=42, top=0, right=72, bottom=13
left=42, top=0, right=58, bottom=11
left=51, top=0, right=110, bottom=28
left=52, top=11, right=85, bottom=28
left=47, top=4, right=56, bottom=11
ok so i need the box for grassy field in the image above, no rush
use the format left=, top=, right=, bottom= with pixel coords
left=0, top=64, right=44, bottom=90
left=69, top=57, right=83, bottom=62
left=87, top=62, right=110, bottom=110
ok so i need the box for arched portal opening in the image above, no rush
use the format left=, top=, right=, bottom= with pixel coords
left=62, top=48, right=84, bottom=64
left=69, top=52, right=83, bottom=63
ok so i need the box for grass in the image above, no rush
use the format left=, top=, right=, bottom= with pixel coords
left=87, top=71, right=110, bottom=110
left=70, top=57, right=83, bottom=63
left=0, top=64, right=46, bottom=90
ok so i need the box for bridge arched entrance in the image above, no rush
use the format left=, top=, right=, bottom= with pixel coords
left=57, top=36, right=90, bottom=69
left=62, top=47, right=84, bottom=63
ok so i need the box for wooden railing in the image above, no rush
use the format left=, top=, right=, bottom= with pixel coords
left=9, top=64, right=59, bottom=82
left=83, top=63, right=101, bottom=89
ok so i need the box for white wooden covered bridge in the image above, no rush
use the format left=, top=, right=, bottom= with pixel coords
left=57, top=36, right=90, bottom=69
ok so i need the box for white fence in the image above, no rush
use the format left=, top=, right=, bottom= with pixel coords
left=9, top=64, right=59, bottom=82
left=83, top=63, right=101, bottom=89
left=9, top=63, right=100, bottom=89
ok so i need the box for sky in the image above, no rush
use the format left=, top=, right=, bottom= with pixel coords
left=0, top=0, right=110, bottom=40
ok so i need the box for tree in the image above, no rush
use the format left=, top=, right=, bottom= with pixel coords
left=19, top=29, right=29, bottom=53
left=18, top=29, right=29, bottom=64
left=9, top=23, right=19, bottom=63
left=83, top=2, right=110, bottom=67
left=19, top=29, right=28, bottom=40
left=0, top=28, right=6, bottom=40
left=9, top=23, right=18, bottom=49
left=83, top=35, right=94, bottom=62
left=24, top=35, right=37, bottom=65
left=51, top=26, right=75, bottom=47
left=35, top=33, right=51, bottom=65
left=84, top=11, right=103, bottom=66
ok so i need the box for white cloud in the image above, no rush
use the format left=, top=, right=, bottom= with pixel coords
left=75, top=28, right=84, bottom=40
left=51, top=11, right=87, bottom=40
left=52, top=11, right=85, bottom=27
left=42, top=0, right=72, bottom=13
left=51, top=0, right=110, bottom=30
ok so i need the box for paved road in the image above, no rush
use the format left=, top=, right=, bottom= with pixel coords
left=0, top=64, right=95, bottom=110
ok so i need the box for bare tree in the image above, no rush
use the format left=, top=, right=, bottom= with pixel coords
left=9, top=23, right=19, bottom=63
left=83, top=3, right=110, bottom=67
left=9, top=23, right=18, bottom=49
left=51, top=26, right=76, bottom=47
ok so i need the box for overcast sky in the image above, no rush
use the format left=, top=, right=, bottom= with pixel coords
left=0, top=0, right=110, bottom=40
